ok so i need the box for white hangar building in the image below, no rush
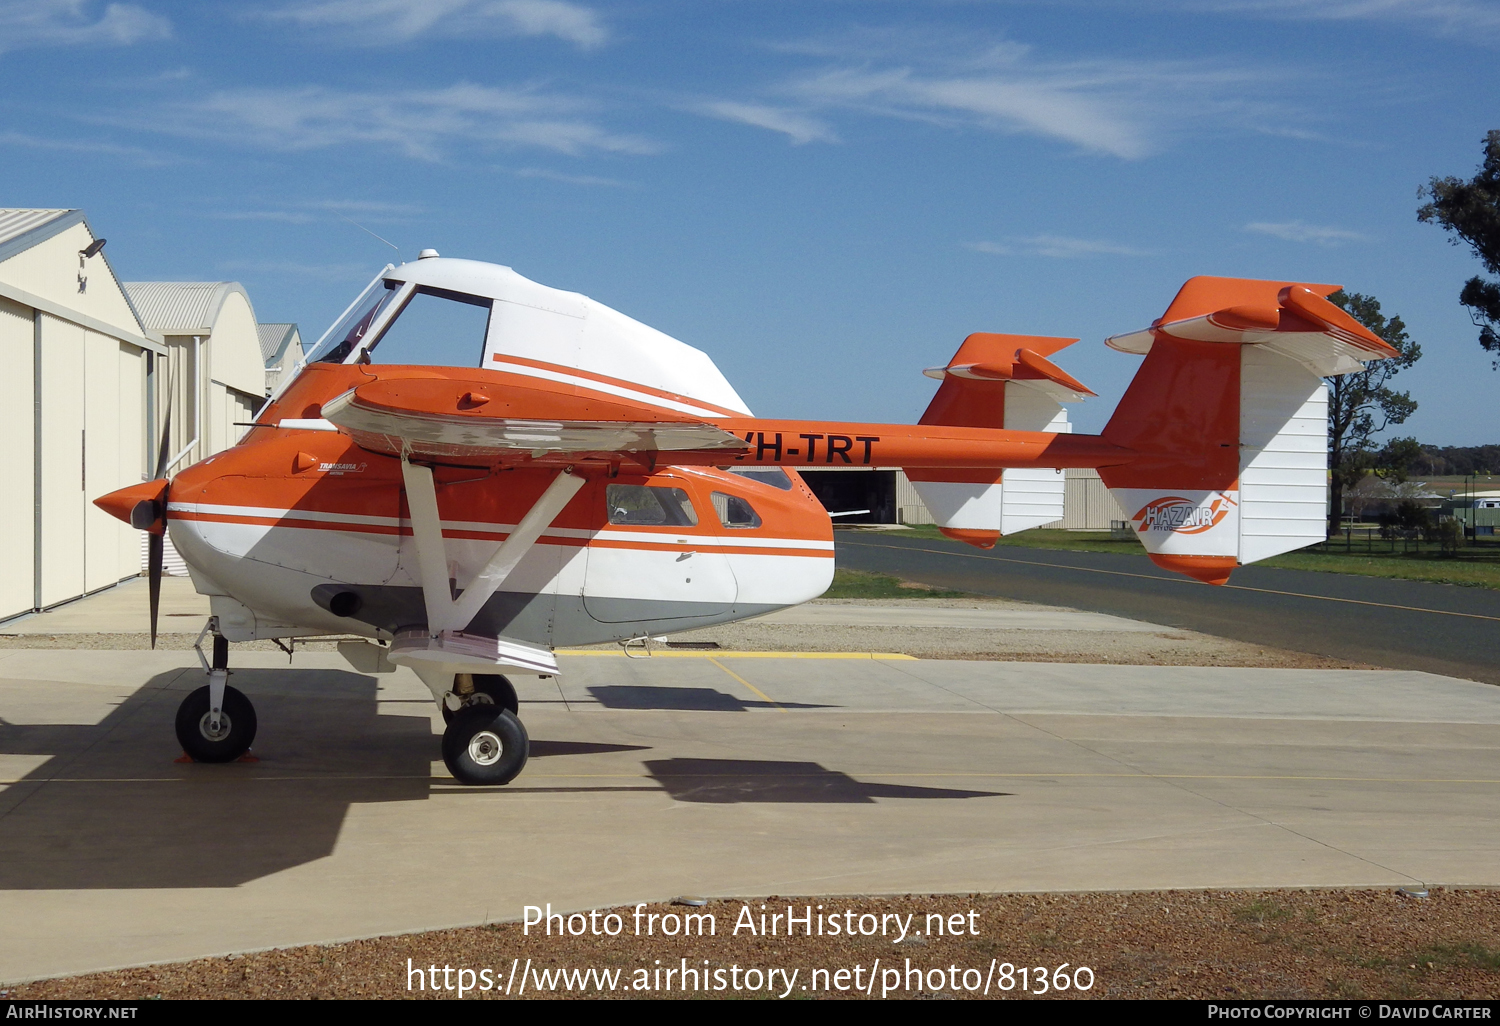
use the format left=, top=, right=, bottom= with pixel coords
left=0, top=209, right=161, bottom=620
left=123, top=280, right=270, bottom=471
left=258, top=322, right=304, bottom=397
left=0, top=208, right=277, bottom=621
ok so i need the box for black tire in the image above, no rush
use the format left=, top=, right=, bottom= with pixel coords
left=442, top=706, right=528, bottom=785
left=440, top=673, right=518, bottom=724
left=175, top=684, right=257, bottom=763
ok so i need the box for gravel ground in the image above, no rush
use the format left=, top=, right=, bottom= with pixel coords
left=7, top=890, right=1497, bottom=999
left=0, top=592, right=1370, bottom=668
left=653, top=599, right=1373, bottom=668
left=0, top=635, right=353, bottom=651
left=659, top=622, right=1368, bottom=667
left=0, top=624, right=1362, bottom=668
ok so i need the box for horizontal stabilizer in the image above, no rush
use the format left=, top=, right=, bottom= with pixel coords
left=908, top=333, right=1081, bottom=545
left=1106, top=279, right=1398, bottom=377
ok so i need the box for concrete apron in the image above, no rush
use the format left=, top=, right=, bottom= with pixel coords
left=0, top=648, right=1497, bottom=984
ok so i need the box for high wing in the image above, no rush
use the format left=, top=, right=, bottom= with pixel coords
left=319, top=375, right=749, bottom=463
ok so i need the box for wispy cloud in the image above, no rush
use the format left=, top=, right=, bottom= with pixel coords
left=210, top=198, right=424, bottom=224
left=213, top=210, right=318, bottom=224
left=1177, top=0, right=1500, bottom=43
left=216, top=259, right=377, bottom=282
left=967, top=235, right=1154, bottom=258
left=687, top=100, right=838, bottom=145
left=0, top=0, right=169, bottom=53
left=107, top=83, right=657, bottom=160
left=512, top=167, right=636, bottom=187
left=261, top=0, right=607, bottom=48
left=0, top=130, right=172, bottom=165
left=1244, top=220, right=1370, bottom=246
left=703, top=30, right=1300, bottom=160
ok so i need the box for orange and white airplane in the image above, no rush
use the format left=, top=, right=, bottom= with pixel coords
left=95, top=255, right=1396, bottom=785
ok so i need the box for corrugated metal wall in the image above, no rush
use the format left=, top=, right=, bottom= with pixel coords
left=893, top=467, right=1127, bottom=530
left=1059, top=468, right=1130, bottom=529
left=0, top=298, right=34, bottom=617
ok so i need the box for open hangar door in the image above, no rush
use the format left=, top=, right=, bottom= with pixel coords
left=798, top=469, right=898, bottom=525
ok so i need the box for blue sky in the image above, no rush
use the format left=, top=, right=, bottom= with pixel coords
left=3, top=0, right=1497, bottom=444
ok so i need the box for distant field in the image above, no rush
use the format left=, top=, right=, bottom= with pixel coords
left=873, top=525, right=1500, bottom=591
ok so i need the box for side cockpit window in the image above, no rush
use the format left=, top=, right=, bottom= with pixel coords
left=727, top=467, right=793, bottom=490
left=712, top=492, right=762, bottom=529
left=606, top=484, right=699, bottom=527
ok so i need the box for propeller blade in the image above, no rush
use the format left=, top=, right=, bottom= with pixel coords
left=149, top=356, right=175, bottom=648
left=148, top=530, right=163, bottom=650
left=154, top=361, right=175, bottom=480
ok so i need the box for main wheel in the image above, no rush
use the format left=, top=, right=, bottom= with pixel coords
left=442, top=706, right=528, bottom=785
left=440, top=673, right=518, bottom=724
left=175, top=684, right=257, bottom=763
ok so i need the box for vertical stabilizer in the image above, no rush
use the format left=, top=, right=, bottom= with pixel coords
left=1099, top=276, right=1395, bottom=584
left=906, top=333, right=1092, bottom=547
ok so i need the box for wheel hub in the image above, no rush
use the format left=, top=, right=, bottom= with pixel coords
left=468, top=730, right=504, bottom=766
left=197, top=711, right=233, bottom=742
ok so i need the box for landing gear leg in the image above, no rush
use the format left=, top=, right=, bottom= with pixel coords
left=176, top=619, right=258, bottom=763
left=441, top=672, right=519, bottom=724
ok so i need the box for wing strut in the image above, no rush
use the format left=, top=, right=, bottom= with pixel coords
left=400, top=458, right=585, bottom=635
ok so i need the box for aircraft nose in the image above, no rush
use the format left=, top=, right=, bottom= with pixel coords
left=95, top=479, right=169, bottom=530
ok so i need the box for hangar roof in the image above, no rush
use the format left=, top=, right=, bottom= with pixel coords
left=0, top=208, right=82, bottom=263
left=257, top=322, right=301, bottom=366
left=124, top=281, right=254, bottom=335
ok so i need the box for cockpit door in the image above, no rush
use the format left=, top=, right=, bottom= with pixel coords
left=582, top=479, right=737, bottom=624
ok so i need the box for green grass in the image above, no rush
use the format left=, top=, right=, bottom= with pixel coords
left=894, top=524, right=1138, bottom=553
left=1234, top=898, right=1293, bottom=925
left=818, top=568, right=971, bottom=599
left=875, top=525, right=1500, bottom=591
left=1413, top=941, right=1500, bottom=971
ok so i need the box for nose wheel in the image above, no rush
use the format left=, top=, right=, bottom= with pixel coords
left=175, top=684, right=257, bottom=762
left=175, top=618, right=257, bottom=763
left=442, top=706, right=528, bottom=785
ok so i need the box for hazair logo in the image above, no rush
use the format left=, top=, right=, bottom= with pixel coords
left=319, top=461, right=367, bottom=475
left=1132, top=494, right=1236, bottom=535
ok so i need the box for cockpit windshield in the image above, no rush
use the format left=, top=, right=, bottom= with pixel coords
left=309, top=272, right=494, bottom=368
left=309, top=277, right=399, bottom=365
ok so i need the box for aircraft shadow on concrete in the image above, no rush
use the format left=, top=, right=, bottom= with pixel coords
left=586, top=686, right=833, bottom=711
left=642, top=759, right=1009, bottom=804
left=0, top=668, right=639, bottom=890
left=529, top=740, right=652, bottom=757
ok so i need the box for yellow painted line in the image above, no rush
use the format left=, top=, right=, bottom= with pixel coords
left=707, top=656, right=785, bottom=712
left=849, top=541, right=1500, bottom=623
left=556, top=649, right=916, bottom=660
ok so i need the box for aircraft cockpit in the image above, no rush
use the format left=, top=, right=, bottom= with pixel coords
left=309, top=264, right=493, bottom=369
left=301, top=252, right=754, bottom=421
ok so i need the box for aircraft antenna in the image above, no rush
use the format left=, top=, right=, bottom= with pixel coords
left=340, top=215, right=402, bottom=263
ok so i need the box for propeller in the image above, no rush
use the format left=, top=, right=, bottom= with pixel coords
left=140, top=367, right=175, bottom=649
left=91, top=363, right=181, bottom=647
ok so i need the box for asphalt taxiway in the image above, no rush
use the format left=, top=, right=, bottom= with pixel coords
left=1, top=642, right=1497, bottom=983
left=835, top=533, right=1500, bottom=684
